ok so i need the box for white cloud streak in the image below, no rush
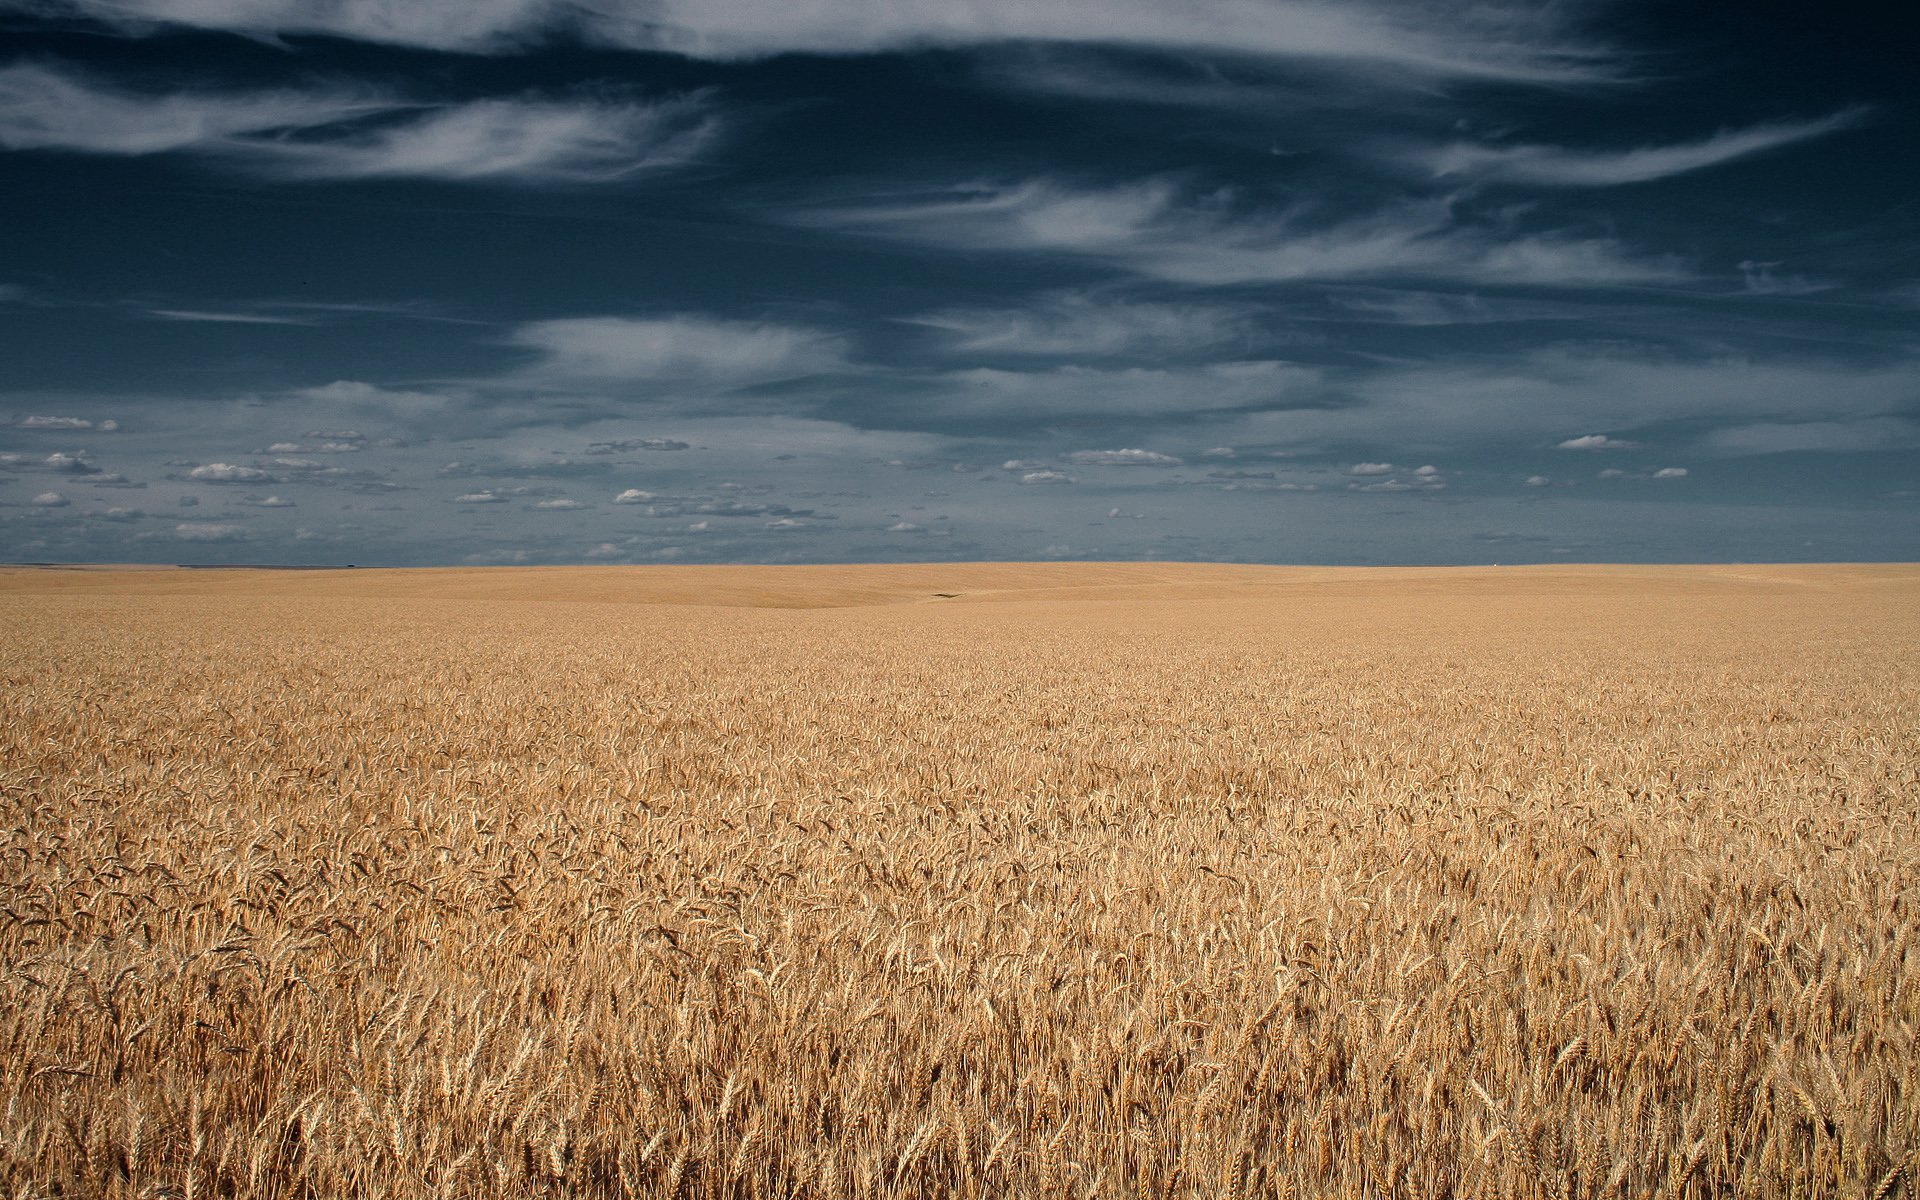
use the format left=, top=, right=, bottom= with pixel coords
left=508, top=315, right=849, bottom=386
left=926, top=360, right=1320, bottom=418
left=1060, top=448, right=1183, bottom=466
left=16, top=0, right=1619, bottom=85
left=0, top=63, right=716, bottom=183
left=908, top=291, right=1256, bottom=358
left=799, top=179, right=1686, bottom=287
left=1412, top=108, right=1869, bottom=188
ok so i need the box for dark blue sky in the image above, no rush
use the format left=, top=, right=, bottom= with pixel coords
left=2, top=0, right=1915, bottom=565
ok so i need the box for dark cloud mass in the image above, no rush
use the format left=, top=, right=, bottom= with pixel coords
left=0, top=0, right=1915, bottom=564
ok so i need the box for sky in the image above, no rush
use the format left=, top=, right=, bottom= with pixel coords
left=1, top=0, right=1916, bottom=566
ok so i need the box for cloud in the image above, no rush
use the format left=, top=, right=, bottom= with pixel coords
left=18, top=414, right=117, bottom=430
left=24, top=1, right=1617, bottom=85
left=1221, top=350, right=1920, bottom=454
left=268, top=441, right=362, bottom=454
left=1557, top=434, right=1638, bottom=450
left=534, top=497, right=584, bottom=510
left=1060, top=448, right=1183, bottom=466
left=236, top=95, right=719, bottom=184
left=799, top=180, right=1685, bottom=288
left=147, top=308, right=318, bottom=325
left=44, top=452, right=101, bottom=474
left=189, top=462, right=271, bottom=482
left=1349, top=462, right=1393, bottom=476
left=1524, top=474, right=1551, bottom=487
left=1704, top=418, right=1920, bottom=455
left=586, top=437, right=691, bottom=454
left=1652, top=467, right=1688, bottom=479
left=0, top=63, right=717, bottom=184
left=30, top=491, right=69, bottom=507
left=17, top=0, right=561, bottom=51
left=885, top=521, right=922, bottom=532
left=927, top=360, right=1319, bottom=419
left=249, top=495, right=296, bottom=507
left=292, top=380, right=452, bottom=424
left=0, top=62, right=387, bottom=155
left=612, top=488, right=656, bottom=504
left=1018, top=470, right=1076, bottom=485
left=453, top=490, right=508, bottom=503
left=508, top=315, right=849, bottom=386
left=909, top=292, right=1255, bottom=358
left=1412, top=109, right=1869, bottom=188
left=1736, top=261, right=1830, bottom=297
left=173, top=521, right=248, bottom=541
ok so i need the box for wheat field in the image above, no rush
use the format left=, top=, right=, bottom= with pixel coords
left=2, top=562, right=1917, bottom=1199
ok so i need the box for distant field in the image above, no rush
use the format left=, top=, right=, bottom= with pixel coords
left=3, top=563, right=1917, bottom=1198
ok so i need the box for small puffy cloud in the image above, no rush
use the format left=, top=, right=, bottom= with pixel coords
left=1653, top=467, right=1689, bottom=479
left=885, top=521, right=923, bottom=532
left=1525, top=475, right=1552, bottom=487
left=1019, top=470, right=1076, bottom=485
left=454, top=491, right=508, bottom=504
left=1597, top=468, right=1627, bottom=479
left=30, top=491, right=69, bottom=507
left=190, top=462, right=271, bottom=482
left=1557, top=434, right=1639, bottom=450
left=1349, top=462, right=1394, bottom=476
left=268, top=441, right=362, bottom=454
left=1060, top=448, right=1184, bottom=467
left=249, top=495, right=296, bottom=507
left=99, top=507, right=143, bottom=522
left=1413, top=464, right=1440, bottom=477
left=613, top=488, right=656, bottom=504
left=45, top=452, right=100, bottom=474
left=534, top=498, right=585, bottom=510
left=173, top=522, right=248, bottom=542
left=1200, top=446, right=1237, bottom=459
left=765, top=517, right=809, bottom=529
left=1001, top=459, right=1048, bottom=470
left=687, top=520, right=710, bottom=532
left=1355, top=479, right=1414, bottom=492
left=587, top=437, right=691, bottom=454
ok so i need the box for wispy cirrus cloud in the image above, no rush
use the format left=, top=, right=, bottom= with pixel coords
left=798, top=178, right=1687, bottom=288
left=145, top=308, right=320, bottom=325
left=506, top=315, right=851, bottom=388
left=907, top=291, right=1260, bottom=358
left=13, top=0, right=1621, bottom=85
left=1408, top=108, right=1869, bottom=188
left=0, top=63, right=718, bottom=183
left=917, top=360, right=1320, bottom=420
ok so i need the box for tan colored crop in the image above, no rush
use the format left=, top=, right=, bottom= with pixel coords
left=1, top=562, right=1916, bottom=1199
